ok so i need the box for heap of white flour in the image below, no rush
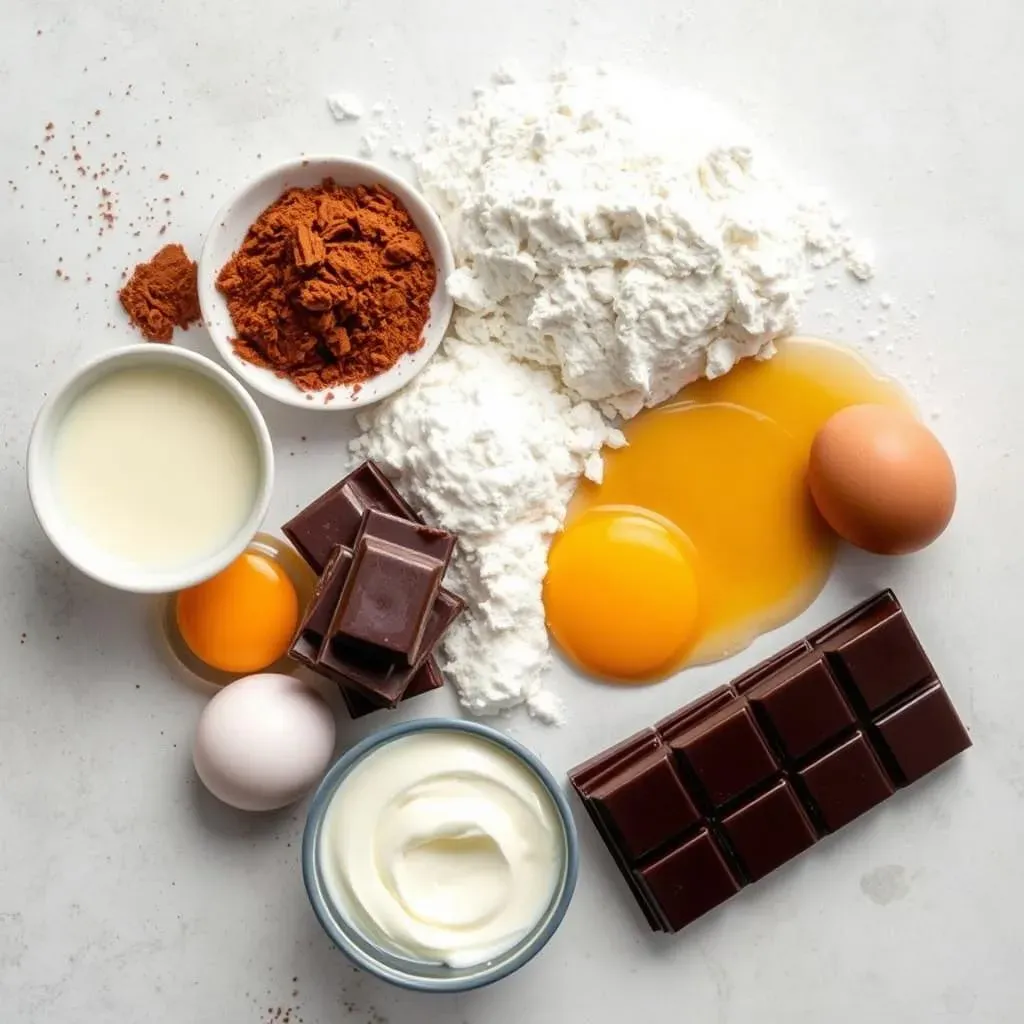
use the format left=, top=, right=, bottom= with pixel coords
left=356, top=68, right=868, bottom=721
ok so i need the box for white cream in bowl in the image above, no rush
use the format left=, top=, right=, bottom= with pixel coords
left=318, top=729, right=563, bottom=969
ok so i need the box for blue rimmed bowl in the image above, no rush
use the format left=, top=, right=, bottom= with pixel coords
left=302, top=718, right=579, bottom=992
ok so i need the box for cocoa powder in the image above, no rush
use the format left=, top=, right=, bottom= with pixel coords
left=119, top=243, right=200, bottom=342
left=216, top=179, right=436, bottom=392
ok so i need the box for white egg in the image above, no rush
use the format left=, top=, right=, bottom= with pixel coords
left=193, top=673, right=336, bottom=811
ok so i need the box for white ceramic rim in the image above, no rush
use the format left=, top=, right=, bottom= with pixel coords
left=197, top=155, right=455, bottom=411
left=26, top=344, right=275, bottom=594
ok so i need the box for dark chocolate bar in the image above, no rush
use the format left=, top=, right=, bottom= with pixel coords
left=282, top=461, right=421, bottom=574
left=570, top=591, right=970, bottom=933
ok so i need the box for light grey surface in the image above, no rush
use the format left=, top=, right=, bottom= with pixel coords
left=1, top=2, right=1020, bottom=1022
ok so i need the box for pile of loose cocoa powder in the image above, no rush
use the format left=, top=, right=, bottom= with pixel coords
left=118, top=243, right=200, bottom=342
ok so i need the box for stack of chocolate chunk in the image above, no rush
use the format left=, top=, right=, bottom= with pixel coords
left=283, top=461, right=464, bottom=718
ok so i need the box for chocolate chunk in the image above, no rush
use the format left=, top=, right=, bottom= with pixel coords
left=288, top=545, right=353, bottom=668
left=355, top=508, right=456, bottom=570
left=287, top=544, right=446, bottom=718
left=339, top=658, right=444, bottom=719
left=570, top=590, right=970, bottom=934
left=333, top=535, right=444, bottom=660
left=283, top=461, right=420, bottom=574
left=285, top=462, right=463, bottom=707
left=318, top=588, right=465, bottom=707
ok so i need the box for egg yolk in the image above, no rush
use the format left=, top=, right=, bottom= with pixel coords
left=176, top=551, right=300, bottom=673
left=544, top=508, right=700, bottom=681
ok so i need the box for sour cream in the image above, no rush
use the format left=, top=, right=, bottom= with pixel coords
left=318, top=729, right=563, bottom=968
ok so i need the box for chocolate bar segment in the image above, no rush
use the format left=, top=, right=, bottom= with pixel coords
left=570, top=590, right=970, bottom=933
left=746, top=653, right=856, bottom=761
left=283, top=461, right=421, bottom=574
left=590, top=746, right=700, bottom=862
left=288, top=545, right=353, bottom=668
left=333, top=536, right=444, bottom=659
left=875, top=684, right=970, bottom=783
left=319, top=588, right=464, bottom=707
left=811, top=591, right=935, bottom=712
left=720, top=779, right=816, bottom=882
left=287, top=542, right=454, bottom=718
left=339, top=658, right=445, bottom=719
left=670, top=702, right=776, bottom=808
left=799, top=732, right=894, bottom=831
left=637, top=830, right=741, bottom=933
left=355, top=508, right=456, bottom=569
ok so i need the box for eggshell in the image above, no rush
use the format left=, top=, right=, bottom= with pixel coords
left=807, top=404, right=956, bottom=555
left=193, top=673, right=336, bottom=811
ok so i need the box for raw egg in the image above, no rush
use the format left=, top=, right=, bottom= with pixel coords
left=544, top=508, right=700, bottom=680
left=193, top=673, right=335, bottom=811
left=807, top=404, right=956, bottom=555
left=176, top=550, right=300, bottom=673
left=545, top=338, right=914, bottom=683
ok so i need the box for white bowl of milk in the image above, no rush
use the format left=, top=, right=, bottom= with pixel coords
left=28, top=345, right=274, bottom=594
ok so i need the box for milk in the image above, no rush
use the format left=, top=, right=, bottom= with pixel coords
left=54, top=365, right=260, bottom=570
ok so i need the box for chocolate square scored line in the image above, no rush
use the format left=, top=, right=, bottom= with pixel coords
left=283, top=460, right=421, bottom=574
left=570, top=590, right=970, bottom=934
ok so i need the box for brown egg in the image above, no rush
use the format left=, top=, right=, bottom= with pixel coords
left=807, top=404, right=956, bottom=555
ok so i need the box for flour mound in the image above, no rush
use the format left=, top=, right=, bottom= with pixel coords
left=416, top=68, right=860, bottom=417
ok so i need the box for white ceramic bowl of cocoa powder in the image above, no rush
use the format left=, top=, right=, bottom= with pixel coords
left=198, top=156, right=454, bottom=411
